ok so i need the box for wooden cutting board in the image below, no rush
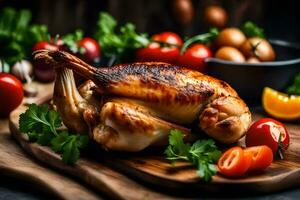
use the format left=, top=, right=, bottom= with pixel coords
left=8, top=92, right=300, bottom=198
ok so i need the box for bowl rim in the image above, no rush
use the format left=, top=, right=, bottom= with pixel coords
left=205, top=39, right=300, bottom=67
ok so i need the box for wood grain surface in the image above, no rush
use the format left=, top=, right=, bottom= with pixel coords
left=8, top=93, right=300, bottom=198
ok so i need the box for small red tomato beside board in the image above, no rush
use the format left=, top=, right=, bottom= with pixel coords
left=0, top=73, right=24, bottom=116
left=246, top=118, right=290, bottom=155
left=136, top=32, right=183, bottom=64
left=244, top=146, right=273, bottom=170
left=218, top=145, right=274, bottom=178
left=218, top=146, right=251, bottom=177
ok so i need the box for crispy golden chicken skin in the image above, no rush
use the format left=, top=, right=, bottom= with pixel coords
left=34, top=50, right=251, bottom=151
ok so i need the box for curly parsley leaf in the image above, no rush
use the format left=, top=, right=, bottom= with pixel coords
left=165, top=129, right=221, bottom=181
left=241, top=21, right=265, bottom=38
left=164, top=129, right=191, bottom=162
left=19, top=104, right=88, bottom=165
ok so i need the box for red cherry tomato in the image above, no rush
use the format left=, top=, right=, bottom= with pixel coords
left=152, top=32, right=183, bottom=46
left=78, top=37, right=101, bottom=63
left=0, top=73, right=24, bottom=116
left=244, top=146, right=273, bottom=170
left=246, top=118, right=290, bottom=154
left=32, top=39, right=63, bottom=82
left=176, top=44, right=212, bottom=72
left=32, top=41, right=60, bottom=52
left=218, top=146, right=252, bottom=177
left=135, top=32, right=183, bottom=64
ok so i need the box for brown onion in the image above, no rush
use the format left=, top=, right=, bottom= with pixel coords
left=215, top=46, right=245, bottom=62
left=240, top=37, right=275, bottom=62
left=204, top=6, right=228, bottom=28
left=216, top=28, right=246, bottom=48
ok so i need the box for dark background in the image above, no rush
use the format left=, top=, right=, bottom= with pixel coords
left=0, top=0, right=299, bottom=43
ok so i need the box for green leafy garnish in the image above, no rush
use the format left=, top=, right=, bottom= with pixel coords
left=62, top=29, right=84, bottom=54
left=164, top=129, right=221, bottom=182
left=0, top=7, right=50, bottom=65
left=180, top=28, right=219, bottom=54
left=286, top=73, right=300, bottom=95
left=94, top=12, right=149, bottom=64
left=241, top=21, right=265, bottom=38
left=19, top=104, right=88, bottom=164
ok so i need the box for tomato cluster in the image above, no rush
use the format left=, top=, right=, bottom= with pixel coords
left=217, top=117, right=290, bottom=178
left=136, top=32, right=212, bottom=72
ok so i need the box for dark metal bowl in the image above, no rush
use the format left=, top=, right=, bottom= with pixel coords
left=206, top=39, right=300, bottom=104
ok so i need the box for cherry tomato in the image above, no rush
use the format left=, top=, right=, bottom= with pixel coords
left=135, top=32, right=183, bottom=64
left=244, top=146, right=273, bottom=170
left=78, top=37, right=101, bottom=63
left=32, top=40, right=61, bottom=52
left=177, top=44, right=212, bottom=72
left=0, top=73, right=24, bottom=116
left=218, top=146, right=252, bottom=177
left=245, top=118, right=290, bottom=154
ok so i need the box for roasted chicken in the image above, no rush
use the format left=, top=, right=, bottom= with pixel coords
left=34, top=50, right=251, bottom=151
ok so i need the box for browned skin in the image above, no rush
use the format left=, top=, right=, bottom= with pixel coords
left=34, top=50, right=251, bottom=148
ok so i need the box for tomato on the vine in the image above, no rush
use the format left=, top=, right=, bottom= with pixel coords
left=135, top=32, right=183, bottom=64
left=177, top=44, right=212, bottom=72
left=245, top=118, right=290, bottom=155
left=0, top=73, right=24, bottom=116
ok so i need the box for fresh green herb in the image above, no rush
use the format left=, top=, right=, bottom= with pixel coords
left=62, top=29, right=84, bottom=54
left=241, top=21, right=265, bottom=38
left=180, top=28, right=219, bottom=54
left=286, top=73, right=300, bottom=95
left=0, top=7, right=50, bottom=65
left=164, top=129, right=221, bottom=181
left=19, top=104, right=88, bottom=164
left=94, top=12, right=149, bottom=64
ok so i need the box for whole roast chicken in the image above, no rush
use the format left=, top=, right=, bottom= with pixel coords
left=34, top=50, right=251, bottom=152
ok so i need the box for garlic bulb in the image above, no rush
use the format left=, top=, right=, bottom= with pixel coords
left=11, top=60, right=33, bottom=83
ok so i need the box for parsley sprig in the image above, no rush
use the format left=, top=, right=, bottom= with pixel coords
left=94, top=12, right=149, bottom=64
left=165, top=129, right=221, bottom=182
left=19, top=104, right=88, bottom=164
